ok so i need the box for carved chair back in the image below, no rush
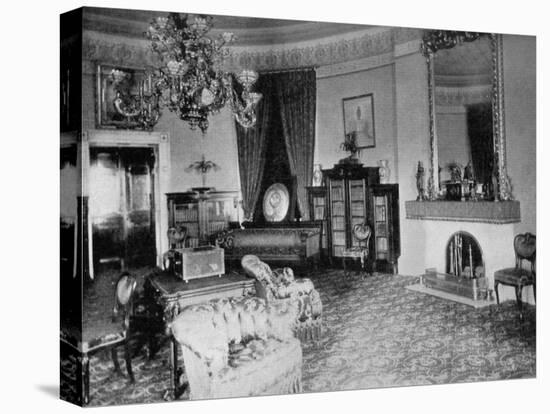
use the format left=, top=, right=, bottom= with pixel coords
left=352, top=222, right=372, bottom=251
left=167, top=226, right=188, bottom=249
left=514, top=232, right=536, bottom=274
left=112, top=272, right=138, bottom=331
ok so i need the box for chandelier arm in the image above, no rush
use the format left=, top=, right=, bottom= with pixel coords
left=147, top=13, right=261, bottom=132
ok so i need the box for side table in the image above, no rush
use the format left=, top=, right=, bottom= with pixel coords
left=144, top=270, right=255, bottom=400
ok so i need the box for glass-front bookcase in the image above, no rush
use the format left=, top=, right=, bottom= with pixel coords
left=367, top=184, right=400, bottom=273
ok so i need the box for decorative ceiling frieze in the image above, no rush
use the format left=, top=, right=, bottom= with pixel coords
left=82, top=25, right=422, bottom=73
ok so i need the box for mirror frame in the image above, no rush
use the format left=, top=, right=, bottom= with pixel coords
left=421, top=31, right=513, bottom=201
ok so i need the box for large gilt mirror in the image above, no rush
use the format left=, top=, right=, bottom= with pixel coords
left=421, top=31, right=513, bottom=201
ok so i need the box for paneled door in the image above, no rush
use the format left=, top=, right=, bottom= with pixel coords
left=89, top=147, right=156, bottom=269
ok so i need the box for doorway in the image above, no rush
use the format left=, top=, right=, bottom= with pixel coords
left=89, top=146, right=157, bottom=269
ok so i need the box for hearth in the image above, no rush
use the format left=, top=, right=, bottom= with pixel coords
left=421, top=231, right=489, bottom=301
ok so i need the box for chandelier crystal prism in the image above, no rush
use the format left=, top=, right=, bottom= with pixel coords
left=147, top=13, right=262, bottom=133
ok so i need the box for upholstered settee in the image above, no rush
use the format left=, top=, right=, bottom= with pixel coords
left=170, top=296, right=302, bottom=400
left=241, top=255, right=323, bottom=341
left=216, top=227, right=321, bottom=268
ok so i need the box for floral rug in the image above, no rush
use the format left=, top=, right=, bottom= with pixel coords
left=60, top=269, right=536, bottom=406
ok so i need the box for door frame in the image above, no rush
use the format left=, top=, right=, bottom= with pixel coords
left=82, top=130, right=170, bottom=278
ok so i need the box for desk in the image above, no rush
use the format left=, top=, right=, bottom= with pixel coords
left=144, top=270, right=255, bottom=399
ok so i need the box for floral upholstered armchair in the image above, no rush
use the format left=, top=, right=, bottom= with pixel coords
left=241, top=255, right=322, bottom=341
left=170, top=296, right=303, bottom=400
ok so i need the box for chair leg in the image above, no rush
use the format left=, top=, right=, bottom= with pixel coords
left=81, top=353, right=90, bottom=405
left=124, top=341, right=135, bottom=383
left=342, top=257, right=347, bottom=278
left=111, top=347, right=122, bottom=376
left=494, top=281, right=500, bottom=305
left=515, top=285, right=523, bottom=319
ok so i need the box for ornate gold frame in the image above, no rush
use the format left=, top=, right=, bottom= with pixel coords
left=421, top=31, right=513, bottom=201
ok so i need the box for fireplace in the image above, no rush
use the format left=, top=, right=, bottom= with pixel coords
left=445, top=231, right=484, bottom=278
left=420, top=231, right=488, bottom=301
left=404, top=201, right=532, bottom=304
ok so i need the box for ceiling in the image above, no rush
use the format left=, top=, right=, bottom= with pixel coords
left=83, top=7, right=374, bottom=46
left=434, top=36, right=493, bottom=86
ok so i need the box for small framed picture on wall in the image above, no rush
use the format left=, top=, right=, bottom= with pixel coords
left=342, top=93, right=375, bottom=148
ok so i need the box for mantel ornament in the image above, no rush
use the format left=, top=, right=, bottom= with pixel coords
left=420, top=30, right=514, bottom=201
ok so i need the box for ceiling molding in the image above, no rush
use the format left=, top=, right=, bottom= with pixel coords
left=82, top=7, right=372, bottom=46
left=316, top=52, right=394, bottom=79
left=82, top=24, right=423, bottom=73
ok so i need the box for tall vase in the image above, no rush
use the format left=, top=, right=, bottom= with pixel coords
left=312, top=164, right=323, bottom=186
left=378, top=159, right=390, bottom=184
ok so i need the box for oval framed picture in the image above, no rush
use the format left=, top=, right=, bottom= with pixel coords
left=262, top=183, right=290, bottom=222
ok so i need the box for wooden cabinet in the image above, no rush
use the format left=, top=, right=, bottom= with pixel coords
left=323, top=164, right=400, bottom=273
left=306, top=186, right=328, bottom=258
left=367, top=184, right=400, bottom=274
left=167, top=191, right=239, bottom=246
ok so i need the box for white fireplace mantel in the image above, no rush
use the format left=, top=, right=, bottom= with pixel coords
left=403, top=200, right=533, bottom=305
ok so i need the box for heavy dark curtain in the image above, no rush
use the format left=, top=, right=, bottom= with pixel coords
left=235, top=76, right=273, bottom=221
left=274, top=69, right=316, bottom=220
left=467, top=102, right=493, bottom=188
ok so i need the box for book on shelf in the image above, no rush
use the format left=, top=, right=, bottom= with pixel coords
left=314, top=206, right=325, bottom=220
left=376, top=237, right=388, bottom=252
left=375, top=206, right=386, bottom=222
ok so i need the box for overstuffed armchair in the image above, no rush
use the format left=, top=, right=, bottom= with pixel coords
left=171, top=296, right=302, bottom=400
left=241, top=255, right=322, bottom=341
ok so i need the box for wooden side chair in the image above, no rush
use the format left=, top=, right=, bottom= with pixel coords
left=342, top=222, right=372, bottom=279
left=79, top=272, right=137, bottom=405
left=494, top=233, right=536, bottom=318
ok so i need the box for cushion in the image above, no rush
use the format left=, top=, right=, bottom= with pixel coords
left=273, top=278, right=314, bottom=299
left=494, top=267, right=535, bottom=286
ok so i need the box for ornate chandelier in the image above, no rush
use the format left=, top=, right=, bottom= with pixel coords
left=146, top=13, right=262, bottom=133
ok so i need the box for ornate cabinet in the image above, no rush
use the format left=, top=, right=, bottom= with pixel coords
left=367, top=184, right=400, bottom=274
left=325, top=164, right=379, bottom=260
left=324, top=164, right=400, bottom=274
left=306, top=186, right=328, bottom=259
left=167, top=191, right=239, bottom=246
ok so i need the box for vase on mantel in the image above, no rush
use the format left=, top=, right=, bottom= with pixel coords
left=312, top=164, right=323, bottom=186
left=378, top=159, right=390, bottom=184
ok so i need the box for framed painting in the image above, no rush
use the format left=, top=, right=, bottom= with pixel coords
left=96, top=64, right=155, bottom=129
left=342, top=93, right=376, bottom=148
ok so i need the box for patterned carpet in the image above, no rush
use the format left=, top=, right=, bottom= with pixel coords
left=60, top=268, right=536, bottom=406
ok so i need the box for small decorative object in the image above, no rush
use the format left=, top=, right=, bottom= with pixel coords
left=448, top=162, right=463, bottom=183
left=378, top=159, right=390, bottom=184
left=147, top=13, right=262, bottom=133
left=185, top=155, right=220, bottom=191
left=339, top=132, right=361, bottom=164
left=463, top=160, right=474, bottom=181
left=416, top=161, right=426, bottom=201
left=312, top=164, right=323, bottom=186
left=445, top=183, right=462, bottom=201
left=342, top=93, right=375, bottom=148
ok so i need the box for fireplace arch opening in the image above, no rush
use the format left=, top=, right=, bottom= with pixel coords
left=445, top=231, right=485, bottom=279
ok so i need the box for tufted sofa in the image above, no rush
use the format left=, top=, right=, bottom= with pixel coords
left=241, top=255, right=323, bottom=341
left=170, top=296, right=302, bottom=400
left=216, top=227, right=321, bottom=268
